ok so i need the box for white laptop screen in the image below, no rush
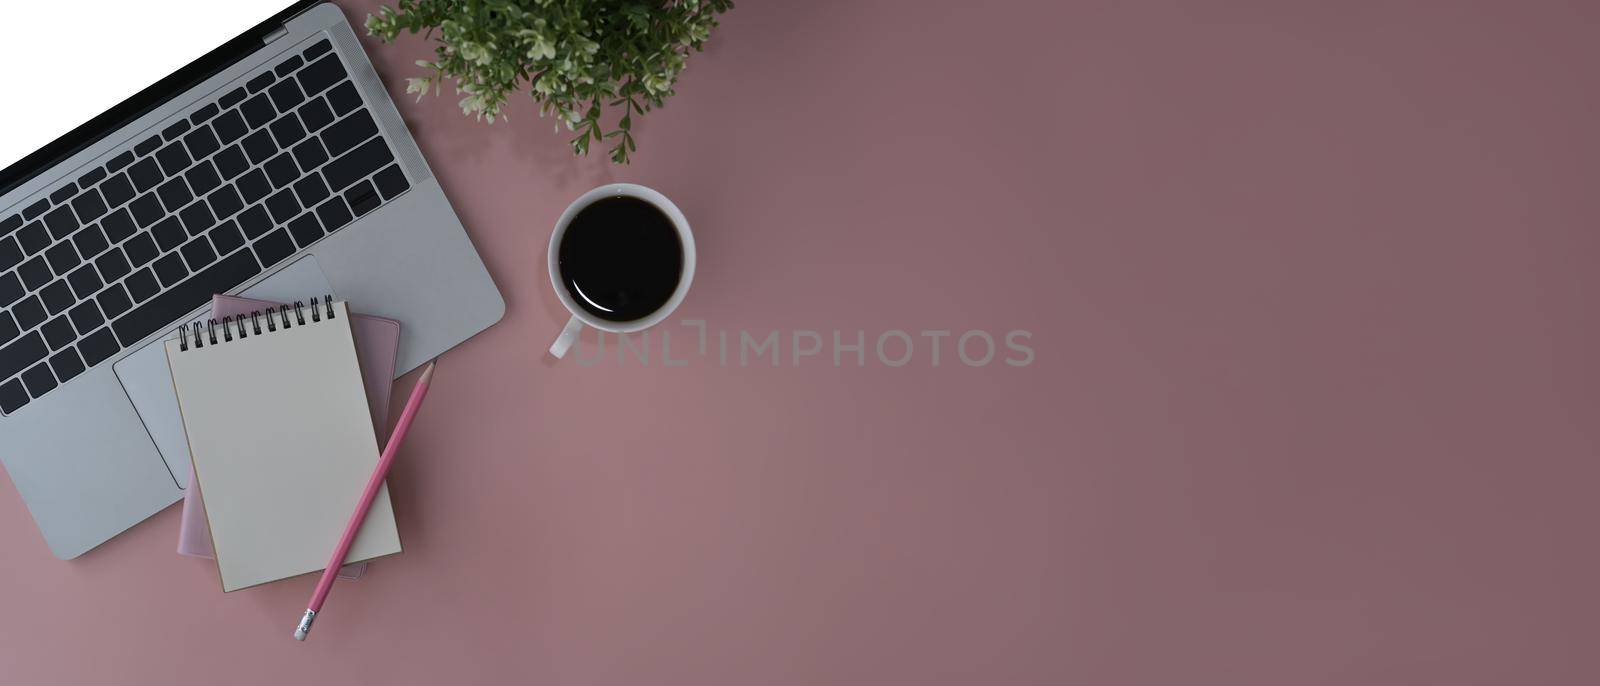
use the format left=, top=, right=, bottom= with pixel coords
left=1, top=1, right=291, bottom=173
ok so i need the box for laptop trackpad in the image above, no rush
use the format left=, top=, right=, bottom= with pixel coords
left=114, top=256, right=334, bottom=488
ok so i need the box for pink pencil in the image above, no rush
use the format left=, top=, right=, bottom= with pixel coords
left=294, top=361, right=437, bottom=641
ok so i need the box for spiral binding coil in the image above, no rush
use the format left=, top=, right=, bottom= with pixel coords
left=178, top=295, right=336, bottom=351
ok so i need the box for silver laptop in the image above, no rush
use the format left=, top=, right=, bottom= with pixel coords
left=0, top=1, right=503, bottom=558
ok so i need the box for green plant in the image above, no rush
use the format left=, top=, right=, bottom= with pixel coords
left=367, top=0, right=734, bottom=163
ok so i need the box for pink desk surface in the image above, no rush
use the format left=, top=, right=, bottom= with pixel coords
left=2, top=1, right=1596, bottom=684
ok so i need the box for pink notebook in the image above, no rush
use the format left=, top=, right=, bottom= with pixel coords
left=176, top=295, right=401, bottom=581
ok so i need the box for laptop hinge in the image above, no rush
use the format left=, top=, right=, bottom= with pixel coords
left=268, top=0, right=323, bottom=44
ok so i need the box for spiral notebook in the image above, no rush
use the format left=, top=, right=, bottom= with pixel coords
left=176, top=294, right=403, bottom=582
left=166, top=298, right=401, bottom=592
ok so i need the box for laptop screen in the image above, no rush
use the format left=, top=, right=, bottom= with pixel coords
left=1, top=1, right=291, bottom=174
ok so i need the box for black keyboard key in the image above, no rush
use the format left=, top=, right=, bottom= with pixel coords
left=0, top=215, right=19, bottom=236
left=18, top=224, right=52, bottom=258
left=77, top=327, right=120, bottom=367
left=237, top=204, right=272, bottom=238
left=183, top=126, right=221, bottom=160
left=190, top=103, right=219, bottom=125
left=323, top=137, right=395, bottom=191
left=0, top=378, right=21, bottom=414
left=152, top=216, right=186, bottom=251
left=41, top=281, right=74, bottom=315
left=265, top=189, right=300, bottom=223
left=293, top=173, right=330, bottom=207
left=0, top=236, right=22, bottom=271
left=213, top=109, right=248, bottom=144
left=95, top=247, right=132, bottom=282
left=129, top=157, right=163, bottom=193
left=19, top=256, right=51, bottom=290
left=287, top=213, right=323, bottom=247
left=21, top=361, right=56, bottom=397
left=325, top=82, right=361, bottom=116
left=207, top=185, right=245, bottom=221
left=184, top=161, right=222, bottom=196
left=19, top=222, right=49, bottom=254
left=71, top=262, right=116, bottom=305
left=344, top=179, right=381, bottom=217
left=95, top=285, right=132, bottom=318
left=71, top=189, right=108, bottom=223
left=0, top=272, right=21, bottom=306
left=291, top=138, right=329, bottom=170
left=53, top=348, right=88, bottom=385
left=41, top=315, right=75, bottom=349
left=71, top=224, right=108, bottom=260
left=153, top=253, right=188, bottom=287
left=68, top=301, right=103, bottom=334
left=66, top=264, right=102, bottom=298
left=0, top=312, right=15, bottom=343
left=13, top=296, right=45, bottom=331
left=181, top=200, right=219, bottom=238
left=22, top=199, right=50, bottom=221
left=237, top=169, right=272, bottom=204
left=246, top=71, right=276, bottom=94
left=0, top=332, right=48, bottom=385
left=106, top=151, right=136, bottom=172
left=44, top=205, right=79, bottom=239
left=264, top=153, right=300, bottom=188
left=134, top=135, right=163, bottom=157
left=220, top=86, right=248, bottom=109
left=274, top=54, right=305, bottom=77
left=372, top=164, right=410, bottom=200
left=213, top=145, right=248, bottom=180
left=314, top=196, right=353, bottom=233
left=162, top=119, right=191, bottom=141
left=242, top=129, right=277, bottom=164
left=242, top=93, right=276, bottom=128
left=123, top=233, right=158, bottom=267
left=155, top=142, right=192, bottom=176
left=45, top=241, right=79, bottom=274
left=156, top=178, right=193, bottom=211
left=101, top=207, right=136, bottom=243
left=323, top=111, right=378, bottom=157
left=14, top=296, right=45, bottom=334
left=180, top=236, right=217, bottom=269
left=268, top=78, right=305, bottom=113
left=298, top=53, right=347, bottom=96
left=298, top=97, right=334, bottom=133
left=124, top=268, right=159, bottom=302
left=270, top=114, right=307, bottom=147
left=0, top=378, right=20, bottom=416
left=77, top=168, right=106, bottom=188
left=129, top=194, right=165, bottom=228
left=49, top=184, right=78, bottom=204
left=49, top=348, right=85, bottom=384
left=304, top=39, right=332, bottom=59
left=253, top=228, right=295, bottom=266
left=100, top=173, right=135, bottom=208
left=209, top=219, right=244, bottom=255
left=111, top=249, right=261, bottom=347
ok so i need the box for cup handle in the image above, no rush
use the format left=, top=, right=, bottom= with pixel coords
left=548, top=315, right=586, bottom=358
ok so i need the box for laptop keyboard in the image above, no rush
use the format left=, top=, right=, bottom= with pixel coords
left=0, top=38, right=412, bottom=415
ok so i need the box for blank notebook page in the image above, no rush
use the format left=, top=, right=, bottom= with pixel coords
left=166, top=301, right=400, bottom=592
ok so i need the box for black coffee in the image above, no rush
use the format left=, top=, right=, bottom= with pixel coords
left=558, top=195, right=684, bottom=322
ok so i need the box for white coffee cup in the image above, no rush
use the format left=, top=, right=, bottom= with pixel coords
left=547, top=183, right=696, bottom=358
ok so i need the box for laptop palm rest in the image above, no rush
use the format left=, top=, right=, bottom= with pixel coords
left=113, top=256, right=334, bottom=488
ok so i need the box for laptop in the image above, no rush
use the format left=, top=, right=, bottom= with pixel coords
left=0, top=1, right=504, bottom=559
